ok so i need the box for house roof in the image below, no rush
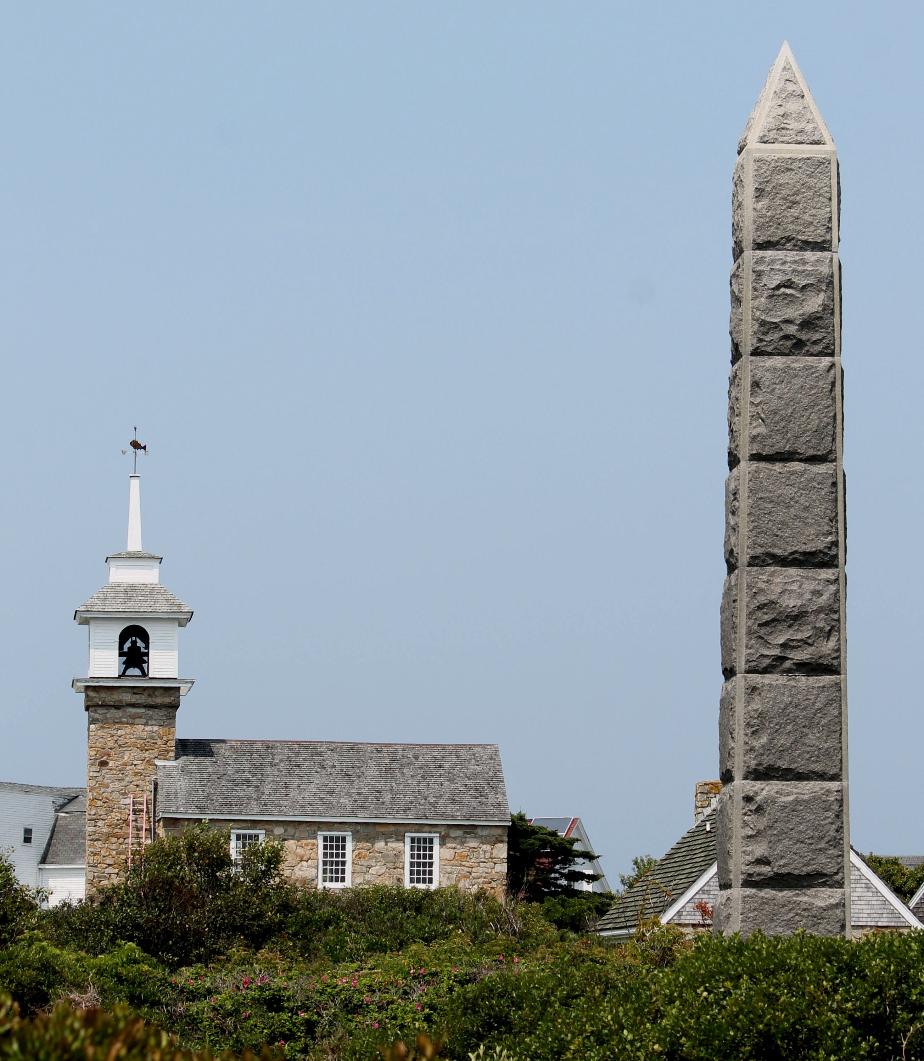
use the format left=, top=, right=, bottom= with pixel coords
left=75, top=582, right=192, bottom=619
left=597, top=815, right=922, bottom=936
left=157, top=739, right=510, bottom=824
left=0, top=781, right=83, bottom=803
left=530, top=817, right=578, bottom=837
left=889, top=856, right=924, bottom=869
left=595, top=812, right=718, bottom=935
left=41, top=794, right=87, bottom=866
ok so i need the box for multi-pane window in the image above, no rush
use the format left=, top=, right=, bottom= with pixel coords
left=230, top=830, right=264, bottom=866
left=405, top=833, right=439, bottom=889
left=318, top=832, right=352, bottom=888
left=22, top=828, right=32, bottom=845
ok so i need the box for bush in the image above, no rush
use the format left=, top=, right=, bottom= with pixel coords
left=283, top=886, right=552, bottom=963
left=535, top=893, right=611, bottom=933
left=444, top=932, right=924, bottom=1061
left=42, top=826, right=296, bottom=966
left=0, top=853, right=40, bottom=946
left=41, top=837, right=550, bottom=970
left=0, top=991, right=281, bottom=1059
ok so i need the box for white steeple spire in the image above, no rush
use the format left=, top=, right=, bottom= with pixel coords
left=127, top=474, right=142, bottom=551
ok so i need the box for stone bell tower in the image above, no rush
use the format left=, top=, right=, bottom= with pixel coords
left=74, top=467, right=193, bottom=892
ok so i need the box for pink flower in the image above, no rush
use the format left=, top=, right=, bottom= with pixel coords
left=364, top=996, right=372, bottom=1004
left=242, top=977, right=251, bottom=988
left=242, top=1011, right=250, bottom=1019
left=351, top=979, right=358, bottom=988
left=372, top=1022, right=380, bottom=1029
left=415, top=1003, right=422, bottom=1012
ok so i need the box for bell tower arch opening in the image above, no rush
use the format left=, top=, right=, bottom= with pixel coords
left=118, top=625, right=150, bottom=677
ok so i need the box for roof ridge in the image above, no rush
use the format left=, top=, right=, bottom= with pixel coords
left=177, top=738, right=500, bottom=748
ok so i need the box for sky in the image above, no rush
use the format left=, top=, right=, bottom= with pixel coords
left=1, top=2, right=922, bottom=886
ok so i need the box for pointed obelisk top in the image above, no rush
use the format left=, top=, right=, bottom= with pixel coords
left=738, top=43, right=834, bottom=154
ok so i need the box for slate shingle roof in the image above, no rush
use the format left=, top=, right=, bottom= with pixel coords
left=75, top=582, right=192, bottom=617
left=157, top=739, right=510, bottom=824
left=595, top=812, right=717, bottom=935
left=41, top=794, right=87, bottom=866
left=0, top=781, right=83, bottom=803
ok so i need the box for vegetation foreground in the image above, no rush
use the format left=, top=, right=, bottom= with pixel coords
left=2, top=833, right=924, bottom=1058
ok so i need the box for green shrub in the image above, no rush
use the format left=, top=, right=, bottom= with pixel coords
left=0, top=938, right=89, bottom=1014
left=645, top=931, right=924, bottom=1061
left=0, top=991, right=280, bottom=1059
left=283, top=886, right=551, bottom=963
left=444, top=932, right=924, bottom=1061
left=41, top=826, right=296, bottom=967
left=535, top=893, right=611, bottom=933
left=0, top=853, right=40, bottom=946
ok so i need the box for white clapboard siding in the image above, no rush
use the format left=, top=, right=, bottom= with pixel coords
left=147, top=619, right=179, bottom=677
left=672, top=869, right=720, bottom=926
left=850, top=860, right=910, bottom=928
left=39, top=866, right=86, bottom=906
left=88, top=618, right=178, bottom=678
left=88, top=618, right=120, bottom=677
left=0, top=790, right=59, bottom=888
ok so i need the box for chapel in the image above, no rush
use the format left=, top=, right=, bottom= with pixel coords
left=32, top=469, right=510, bottom=900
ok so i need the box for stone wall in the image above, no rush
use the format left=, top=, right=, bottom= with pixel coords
left=716, top=46, right=849, bottom=937
left=85, top=684, right=179, bottom=893
left=162, top=818, right=508, bottom=896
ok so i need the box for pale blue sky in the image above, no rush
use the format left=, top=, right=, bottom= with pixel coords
left=1, top=3, right=921, bottom=882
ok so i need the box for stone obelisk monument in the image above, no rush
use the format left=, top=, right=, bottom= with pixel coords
left=715, top=44, right=849, bottom=936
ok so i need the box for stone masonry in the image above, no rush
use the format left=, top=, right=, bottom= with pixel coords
left=85, top=684, right=178, bottom=893
left=162, top=819, right=509, bottom=897
left=715, top=45, right=849, bottom=936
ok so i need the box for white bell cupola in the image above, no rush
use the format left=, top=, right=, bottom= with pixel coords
left=73, top=474, right=194, bottom=695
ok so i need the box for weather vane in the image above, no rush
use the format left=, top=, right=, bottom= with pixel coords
left=121, top=427, right=148, bottom=474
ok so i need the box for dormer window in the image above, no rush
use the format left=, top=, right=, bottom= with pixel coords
left=119, top=625, right=150, bottom=677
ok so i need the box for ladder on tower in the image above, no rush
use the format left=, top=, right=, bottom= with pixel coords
left=127, top=794, right=150, bottom=870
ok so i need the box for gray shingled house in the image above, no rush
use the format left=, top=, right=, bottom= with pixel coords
left=62, top=472, right=511, bottom=896
left=597, top=788, right=921, bottom=939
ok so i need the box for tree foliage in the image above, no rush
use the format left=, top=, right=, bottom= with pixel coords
left=864, top=854, right=924, bottom=904
left=618, top=854, right=658, bottom=893
left=506, top=813, right=602, bottom=902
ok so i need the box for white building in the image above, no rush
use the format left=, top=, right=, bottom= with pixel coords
left=0, top=781, right=85, bottom=905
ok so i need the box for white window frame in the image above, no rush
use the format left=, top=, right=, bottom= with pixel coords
left=404, top=832, right=440, bottom=889
left=230, top=829, right=265, bottom=867
left=317, top=831, right=352, bottom=889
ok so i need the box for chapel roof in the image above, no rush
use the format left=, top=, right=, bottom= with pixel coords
left=75, top=582, right=192, bottom=619
left=157, top=739, right=510, bottom=824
